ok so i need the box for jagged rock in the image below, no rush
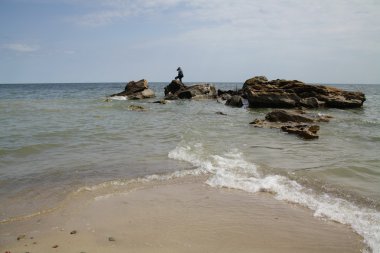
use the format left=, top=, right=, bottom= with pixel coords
left=237, top=76, right=365, bottom=109
left=225, top=95, right=243, bottom=107
left=164, top=80, right=217, bottom=100
left=281, top=124, right=319, bottom=139
left=125, top=79, right=148, bottom=94
left=250, top=109, right=331, bottom=140
left=164, top=80, right=186, bottom=96
left=110, top=79, right=155, bottom=99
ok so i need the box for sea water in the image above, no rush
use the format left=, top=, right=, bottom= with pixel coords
left=0, top=82, right=379, bottom=252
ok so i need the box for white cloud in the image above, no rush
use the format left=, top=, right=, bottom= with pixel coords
left=2, top=43, right=39, bottom=52
left=72, top=0, right=184, bottom=26
left=72, top=0, right=380, bottom=47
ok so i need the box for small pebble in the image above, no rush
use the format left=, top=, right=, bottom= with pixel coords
left=108, top=237, right=116, bottom=242
left=52, top=244, right=59, bottom=248
left=17, top=234, right=26, bottom=241
left=70, top=230, right=77, bottom=235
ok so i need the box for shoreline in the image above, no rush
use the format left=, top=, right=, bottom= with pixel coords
left=0, top=176, right=365, bottom=253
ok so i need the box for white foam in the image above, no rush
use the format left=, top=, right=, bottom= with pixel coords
left=109, top=96, right=127, bottom=101
left=168, top=142, right=380, bottom=253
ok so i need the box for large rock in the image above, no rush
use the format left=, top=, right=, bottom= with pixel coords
left=125, top=79, right=148, bottom=94
left=250, top=109, right=331, bottom=140
left=164, top=80, right=217, bottom=100
left=164, top=80, right=186, bottom=96
left=225, top=95, right=243, bottom=107
left=240, top=76, right=365, bottom=109
left=110, top=79, right=155, bottom=99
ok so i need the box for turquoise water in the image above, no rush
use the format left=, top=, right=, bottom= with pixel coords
left=0, top=82, right=379, bottom=252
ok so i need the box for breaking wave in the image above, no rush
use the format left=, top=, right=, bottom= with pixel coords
left=168, top=141, right=380, bottom=253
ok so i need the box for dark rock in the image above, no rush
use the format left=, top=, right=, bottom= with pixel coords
left=217, top=88, right=242, bottom=100
left=17, top=234, right=26, bottom=241
left=215, top=111, right=227, bottom=116
left=177, top=90, right=193, bottom=99
left=108, top=237, right=116, bottom=242
left=164, top=94, right=179, bottom=100
left=225, top=95, right=243, bottom=107
left=164, top=80, right=186, bottom=96
left=70, top=230, right=77, bottom=235
left=52, top=245, right=59, bottom=248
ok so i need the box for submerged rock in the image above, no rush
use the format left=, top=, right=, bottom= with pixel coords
left=110, top=79, right=155, bottom=99
left=250, top=109, right=331, bottom=140
left=128, top=105, right=146, bottom=111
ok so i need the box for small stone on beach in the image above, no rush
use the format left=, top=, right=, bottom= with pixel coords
left=108, top=236, right=116, bottom=242
left=52, top=244, right=59, bottom=248
left=17, top=234, right=26, bottom=241
left=70, top=230, right=77, bottom=235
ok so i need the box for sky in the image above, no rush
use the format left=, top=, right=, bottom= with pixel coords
left=0, top=0, right=379, bottom=84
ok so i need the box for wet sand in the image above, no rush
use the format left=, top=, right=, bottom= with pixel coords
left=0, top=177, right=364, bottom=253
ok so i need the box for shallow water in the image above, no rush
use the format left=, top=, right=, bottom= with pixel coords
left=0, top=82, right=379, bottom=252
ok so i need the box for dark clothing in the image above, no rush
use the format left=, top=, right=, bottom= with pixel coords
left=175, top=68, right=184, bottom=83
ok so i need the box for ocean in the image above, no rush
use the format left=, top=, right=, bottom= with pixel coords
left=0, top=82, right=379, bottom=252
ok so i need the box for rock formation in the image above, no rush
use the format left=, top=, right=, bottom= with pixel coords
left=164, top=80, right=217, bottom=100
left=110, top=79, right=155, bottom=99
left=250, top=109, right=332, bottom=140
left=241, top=76, right=365, bottom=109
left=225, top=95, right=244, bottom=107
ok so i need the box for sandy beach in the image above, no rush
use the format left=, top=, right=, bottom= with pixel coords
left=0, top=176, right=364, bottom=253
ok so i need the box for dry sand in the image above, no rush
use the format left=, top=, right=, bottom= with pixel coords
left=0, top=177, right=364, bottom=253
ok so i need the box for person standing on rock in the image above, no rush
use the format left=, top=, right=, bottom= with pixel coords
left=175, top=67, right=184, bottom=83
